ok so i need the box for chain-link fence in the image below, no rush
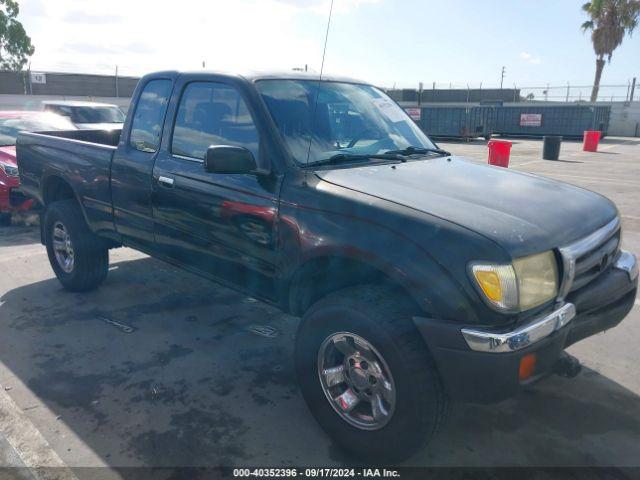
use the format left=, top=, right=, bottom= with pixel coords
left=385, top=79, right=637, bottom=104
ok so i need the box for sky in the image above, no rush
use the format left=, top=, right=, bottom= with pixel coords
left=15, top=0, right=640, bottom=97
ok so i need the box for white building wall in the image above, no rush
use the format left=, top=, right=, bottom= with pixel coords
left=608, top=102, right=640, bottom=137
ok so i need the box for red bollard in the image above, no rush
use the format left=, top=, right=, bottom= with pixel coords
left=487, top=140, right=512, bottom=167
left=583, top=130, right=601, bottom=152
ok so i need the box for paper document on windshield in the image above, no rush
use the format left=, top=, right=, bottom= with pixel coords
left=372, top=98, right=406, bottom=123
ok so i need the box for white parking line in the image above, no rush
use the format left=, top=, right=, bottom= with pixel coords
left=514, top=160, right=546, bottom=166
left=0, top=382, right=78, bottom=480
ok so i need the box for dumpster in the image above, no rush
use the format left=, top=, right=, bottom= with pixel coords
left=488, top=140, right=512, bottom=167
left=419, top=106, right=493, bottom=140
left=543, top=136, right=562, bottom=160
left=493, top=106, right=611, bottom=138
left=583, top=130, right=601, bottom=152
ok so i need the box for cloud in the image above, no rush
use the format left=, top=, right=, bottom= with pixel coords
left=519, top=51, right=542, bottom=65
left=63, top=11, right=124, bottom=24
left=18, top=0, right=49, bottom=18
left=274, top=0, right=381, bottom=14
left=21, top=0, right=383, bottom=76
left=61, top=41, right=154, bottom=55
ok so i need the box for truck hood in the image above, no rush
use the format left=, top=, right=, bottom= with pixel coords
left=315, top=157, right=618, bottom=257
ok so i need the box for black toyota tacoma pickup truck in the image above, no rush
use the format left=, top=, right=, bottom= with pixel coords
left=17, top=71, right=638, bottom=462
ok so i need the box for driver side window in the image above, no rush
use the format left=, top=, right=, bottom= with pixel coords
left=171, top=82, right=260, bottom=162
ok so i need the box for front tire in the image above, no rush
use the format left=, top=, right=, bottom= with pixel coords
left=295, top=285, right=448, bottom=463
left=44, top=200, right=109, bottom=292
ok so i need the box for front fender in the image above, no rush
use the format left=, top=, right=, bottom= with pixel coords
left=277, top=177, right=496, bottom=323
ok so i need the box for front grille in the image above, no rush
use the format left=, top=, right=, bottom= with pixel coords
left=558, top=217, right=621, bottom=299
left=572, top=232, right=620, bottom=290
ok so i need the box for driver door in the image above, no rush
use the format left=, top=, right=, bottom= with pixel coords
left=151, top=77, right=281, bottom=299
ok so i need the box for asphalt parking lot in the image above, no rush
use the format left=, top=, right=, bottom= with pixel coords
left=0, top=136, right=639, bottom=475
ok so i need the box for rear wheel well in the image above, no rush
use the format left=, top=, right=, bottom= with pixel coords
left=43, top=177, right=76, bottom=206
left=287, top=256, right=421, bottom=316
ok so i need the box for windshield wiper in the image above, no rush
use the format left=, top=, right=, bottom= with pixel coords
left=305, top=152, right=407, bottom=168
left=384, top=146, right=451, bottom=157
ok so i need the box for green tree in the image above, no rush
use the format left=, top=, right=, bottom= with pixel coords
left=582, top=0, right=640, bottom=102
left=0, top=0, right=34, bottom=71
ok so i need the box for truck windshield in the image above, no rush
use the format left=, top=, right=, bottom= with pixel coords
left=256, top=80, right=436, bottom=165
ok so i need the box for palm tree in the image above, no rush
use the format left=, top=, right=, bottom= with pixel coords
left=581, top=0, right=640, bottom=102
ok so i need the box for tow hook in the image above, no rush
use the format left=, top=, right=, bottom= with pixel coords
left=553, top=352, right=582, bottom=378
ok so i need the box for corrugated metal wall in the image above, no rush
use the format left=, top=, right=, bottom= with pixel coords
left=0, top=70, right=139, bottom=97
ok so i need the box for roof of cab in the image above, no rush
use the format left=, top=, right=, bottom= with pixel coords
left=143, top=69, right=370, bottom=86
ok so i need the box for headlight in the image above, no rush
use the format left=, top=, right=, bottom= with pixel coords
left=471, top=251, right=558, bottom=312
left=0, top=161, right=19, bottom=177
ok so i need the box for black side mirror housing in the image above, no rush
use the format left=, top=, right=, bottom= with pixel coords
left=204, top=145, right=257, bottom=174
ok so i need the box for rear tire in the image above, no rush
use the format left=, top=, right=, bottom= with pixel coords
left=295, top=285, right=448, bottom=463
left=44, top=200, right=109, bottom=292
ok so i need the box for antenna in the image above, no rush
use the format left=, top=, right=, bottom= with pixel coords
left=305, top=0, right=335, bottom=166
left=318, top=0, right=334, bottom=81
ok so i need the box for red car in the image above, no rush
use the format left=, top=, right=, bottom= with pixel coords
left=0, top=111, right=76, bottom=225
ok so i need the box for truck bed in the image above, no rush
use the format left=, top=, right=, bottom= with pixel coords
left=17, top=129, right=122, bottom=234
left=39, top=128, right=122, bottom=147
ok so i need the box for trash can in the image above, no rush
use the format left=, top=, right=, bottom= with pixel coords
left=583, top=130, right=601, bottom=152
left=487, top=140, right=512, bottom=167
left=543, top=136, right=562, bottom=160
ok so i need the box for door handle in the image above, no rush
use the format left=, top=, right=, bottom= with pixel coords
left=158, top=176, right=175, bottom=188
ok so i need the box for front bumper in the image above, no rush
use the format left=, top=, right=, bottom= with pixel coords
left=414, top=250, right=638, bottom=403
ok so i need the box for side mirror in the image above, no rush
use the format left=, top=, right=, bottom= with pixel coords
left=204, top=145, right=257, bottom=174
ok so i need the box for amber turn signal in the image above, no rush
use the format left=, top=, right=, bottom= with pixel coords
left=519, top=353, right=537, bottom=381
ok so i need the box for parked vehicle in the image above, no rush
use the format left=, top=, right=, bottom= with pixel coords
left=0, top=111, right=76, bottom=225
left=17, top=71, right=638, bottom=462
left=42, top=101, right=125, bottom=130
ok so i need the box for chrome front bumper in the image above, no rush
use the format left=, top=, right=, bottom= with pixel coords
left=462, top=250, right=638, bottom=353
left=616, top=250, right=639, bottom=282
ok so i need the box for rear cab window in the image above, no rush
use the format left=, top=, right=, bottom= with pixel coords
left=130, top=79, right=173, bottom=153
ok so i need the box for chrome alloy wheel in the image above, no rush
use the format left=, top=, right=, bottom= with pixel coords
left=52, top=221, right=75, bottom=273
left=317, top=332, right=396, bottom=430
